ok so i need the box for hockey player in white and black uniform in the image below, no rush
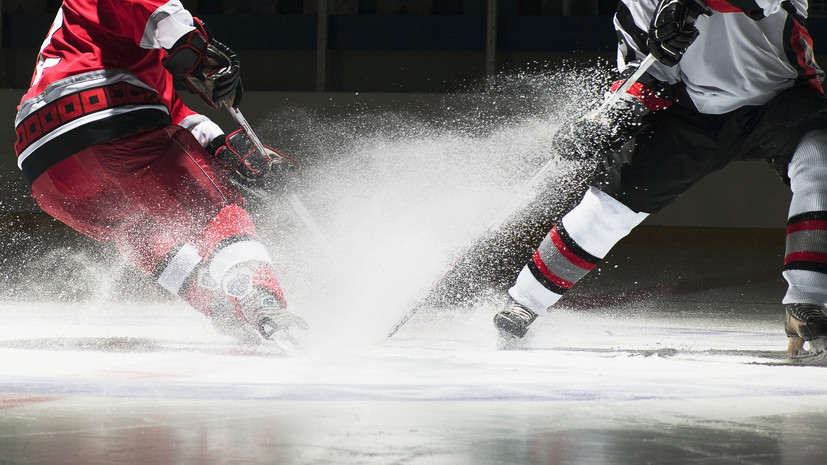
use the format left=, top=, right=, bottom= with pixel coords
left=494, top=0, right=827, bottom=360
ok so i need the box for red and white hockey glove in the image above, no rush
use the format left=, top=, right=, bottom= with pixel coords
left=210, top=130, right=300, bottom=188
left=163, top=18, right=243, bottom=109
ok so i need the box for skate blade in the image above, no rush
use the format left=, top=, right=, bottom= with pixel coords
left=787, top=337, right=827, bottom=364
left=217, top=323, right=264, bottom=348
left=497, top=330, right=529, bottom=351
left=260, top=314, right=310, bottom=355
left=217, top=319, right=308, bottom=356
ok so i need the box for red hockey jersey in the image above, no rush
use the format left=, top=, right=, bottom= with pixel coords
left=14, top=0, right=219, bottom=183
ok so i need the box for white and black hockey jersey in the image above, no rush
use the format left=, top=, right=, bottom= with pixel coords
left=615, top=0, right=823, bottom=114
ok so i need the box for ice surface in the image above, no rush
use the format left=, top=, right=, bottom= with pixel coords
left=3, top=298, right=827, bottom=465
left=0, top=298, right=820, bottom=402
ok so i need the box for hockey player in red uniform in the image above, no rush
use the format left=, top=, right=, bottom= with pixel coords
left=14, top=0, right=307, bottom=351
left=493, top=0, right=827, bottom=360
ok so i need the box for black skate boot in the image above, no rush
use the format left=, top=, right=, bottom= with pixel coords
left=238, top=287, right=309, bottom=353
left=785, top=303, right=827, bottom=360
left=494, top=299, right=538, bottom=339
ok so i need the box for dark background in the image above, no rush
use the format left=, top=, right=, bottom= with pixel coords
left=4, top=1, right=827, bottom=92
left=0, top=0, right=660, bottom=92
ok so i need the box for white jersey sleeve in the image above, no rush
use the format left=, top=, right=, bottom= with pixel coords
left=615, top=0, right=823, bottom=114
left=140, top=0, right=196, bottom=49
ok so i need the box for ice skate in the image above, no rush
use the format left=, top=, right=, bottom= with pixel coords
left=237, top=287, right=309, bottom=354
left=494, top=299, right=538, bottom=349
left=208, top=292, right=262, bottom=347
left=784, top=303, right=827, bottom=362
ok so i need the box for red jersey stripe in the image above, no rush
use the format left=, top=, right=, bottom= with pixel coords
left=789, top=19, right=824, bottom=93
left=703, top=0, right=742, bottom=13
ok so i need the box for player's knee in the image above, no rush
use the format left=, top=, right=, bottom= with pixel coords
left=788, top=130, right=827, bottom=217
left=561, top=187, right=649, bottom=258
left=790, top=130, right=827, bottom=186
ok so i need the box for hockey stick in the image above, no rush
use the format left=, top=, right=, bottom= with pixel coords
left=386, top=54, right=659, bottom=338
left=225, top=104, right=336, bottom=258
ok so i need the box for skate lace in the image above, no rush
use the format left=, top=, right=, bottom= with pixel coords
left=506, top=302, right=537, bottom=322
left=789, top=304, right=827, bottom=323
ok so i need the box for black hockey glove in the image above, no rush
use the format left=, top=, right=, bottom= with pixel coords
left=208, top=129, right=300, bottom=189
left=552, top=96, right=648, bottom=162
left=647, top=0, right=711, bottom=67
left=204, top=39, right=243, bottom=108
left=163, top=19, right=243, bottom=109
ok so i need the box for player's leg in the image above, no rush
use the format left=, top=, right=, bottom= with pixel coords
left=781, top=129, right=827, bottom=358
left=183, top=203, right=308, bottom=349
left=33, top=126, right=306, bottom=348
left=495, top=105, right=721, bottom=340
left=118, top=126, right=307, bottom=348
left=30, top=151, right=126, bottom=242
left=495, top=186, right=649, bottom=337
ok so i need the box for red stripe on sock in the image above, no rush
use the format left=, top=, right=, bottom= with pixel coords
left=785, top=251, right=827, bottom=265
left=532, top=250, right=574, bottom=290
left=787, top=220, right=827, bottom=235
left=550, top=226, right=596, bottom=271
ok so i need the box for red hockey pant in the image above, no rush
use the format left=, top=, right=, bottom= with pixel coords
left=30, top=125, right=286, bottom=314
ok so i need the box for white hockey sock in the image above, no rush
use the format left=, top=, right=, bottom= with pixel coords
left=509, top=187, right=649, bottom=314
left=783, top=129, right=827, bottom=306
